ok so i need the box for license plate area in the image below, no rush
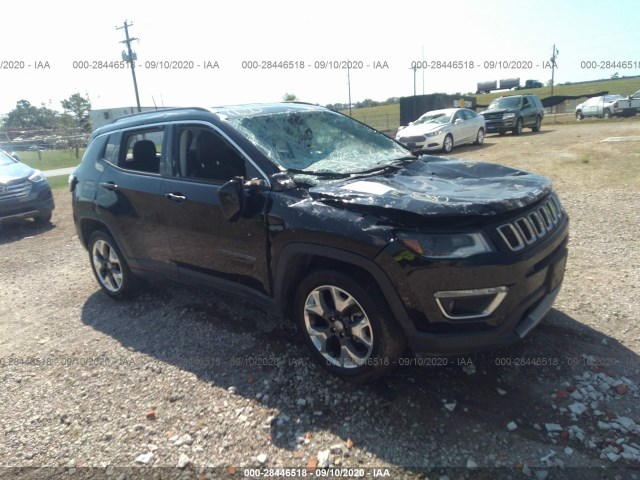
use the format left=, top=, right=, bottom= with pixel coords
left=547, top=253, right=567, bottom=292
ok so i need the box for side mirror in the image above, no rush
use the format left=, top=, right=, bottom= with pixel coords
left=454, top=118, right=464, bottom=124
left=218, top=177, right=245, bottom=222
left=10, top=151, right=20, bottom=162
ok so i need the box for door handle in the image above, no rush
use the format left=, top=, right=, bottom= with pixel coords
left=100, top=182, right=118, bottom=191
left=164, top=192, right=188, bottom=202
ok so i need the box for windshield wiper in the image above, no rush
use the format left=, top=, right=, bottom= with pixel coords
left=345, top=156, right=417, bottom=176
left=286, top=168, right=352, bottom=179
left=287, top=156, right=416, bottom=180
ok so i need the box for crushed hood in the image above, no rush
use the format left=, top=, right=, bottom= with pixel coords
left=310, top=156, right=551, bottom=219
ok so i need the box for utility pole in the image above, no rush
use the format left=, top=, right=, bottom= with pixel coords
left=410, top=65, right=417, bottom=97
left=421, top=45, right=425, bottom=95
left=550, top=44, right=559, bottom=96
left=117, top=20, right=141, bottom=113
left=347, top=64, right=352, bottom=117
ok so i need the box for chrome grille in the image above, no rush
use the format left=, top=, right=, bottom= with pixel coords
left=498, top=196, right=564, bottom=252
left=0, top=181, right=32, bottom=201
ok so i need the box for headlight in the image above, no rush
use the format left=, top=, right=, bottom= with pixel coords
left=503, top=113, right=516, bottom=119
left=397, top=231, right=492, bottom=259
left=28, top=170, right=45, bottom=183
left=425, top=129, right=443, bottom=137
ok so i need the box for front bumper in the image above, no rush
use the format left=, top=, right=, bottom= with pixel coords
left=484, top=118, right=516, bottom=133
left=376, top=215, right=569, bottom=354
left=397, top=134, right=444, bottom=151
left=0, top=182, right=55, bottom=222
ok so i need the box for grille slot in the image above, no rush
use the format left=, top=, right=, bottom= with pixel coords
left=528, top=211, right=546, bottom=236
left=0, top=181, right=32, bottom=201
left=497, top=224, right=525, bottom=251
left=497, top=196, right=564, bottom=252
left=515, top=217, right=537, bottom=244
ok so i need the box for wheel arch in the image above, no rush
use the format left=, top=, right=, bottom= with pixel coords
left=79, top=217, right=111, bottom=249
left=273, top=244, right=412, bottom=333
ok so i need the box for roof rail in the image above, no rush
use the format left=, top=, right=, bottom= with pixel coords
left=110, top=107, right=212, bottom=124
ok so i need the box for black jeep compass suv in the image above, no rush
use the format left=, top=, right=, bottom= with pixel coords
left=70, top=104, right=568, bottom=381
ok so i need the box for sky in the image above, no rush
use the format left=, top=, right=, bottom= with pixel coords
left=0, top=0, right=639, bottom=116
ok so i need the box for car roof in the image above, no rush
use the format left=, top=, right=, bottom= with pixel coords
left=91, top=102, right=326, bottom=138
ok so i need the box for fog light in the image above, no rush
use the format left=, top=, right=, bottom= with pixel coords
left=434, top=287, right=508, bottom=320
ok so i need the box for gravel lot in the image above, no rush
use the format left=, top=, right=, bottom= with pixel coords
left=1, top=119, right=639, bottom=479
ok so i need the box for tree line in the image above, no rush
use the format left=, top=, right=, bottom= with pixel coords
left=0, top=93, right=92, bottom=137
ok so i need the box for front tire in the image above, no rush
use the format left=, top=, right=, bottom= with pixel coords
left=513, top=118, right=523, bottom=135
left=474, top=128, right=485, bottom=145
left=294, top=271, right=405, bottom=382
left=576, top=111, right=584, bottom=121
left=604, top=109, right=611, bottom=119
left=442, top=134, right=453, bottom=153
left=34, top=210, right=52, bottom=225
left=88, top=231, right=137, bottom=300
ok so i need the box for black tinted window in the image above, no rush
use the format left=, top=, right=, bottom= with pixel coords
left=173, top=126, right=246, bottom=182
left=120, top=129, right=164, bottom=173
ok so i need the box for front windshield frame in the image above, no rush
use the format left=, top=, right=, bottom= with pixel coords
left=225, top=109, right=410, bottom=179
left=415, top=112, right=452, bottom=125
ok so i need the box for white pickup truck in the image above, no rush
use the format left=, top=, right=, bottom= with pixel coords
left=576, top=93, right=640, bottom=119
left=615, top=91, right=640, bottom=116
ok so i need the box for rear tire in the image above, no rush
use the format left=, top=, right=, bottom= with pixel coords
left=294, top=270, right=405, bottom=383
left=88, top=231, right=138, bottom=300
left=532, top=116, right=542, bottom=132
left=603, top=109, right=611, bottom=119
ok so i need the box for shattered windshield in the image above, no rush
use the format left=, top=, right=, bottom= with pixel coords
left=415, top=112, right=451, bottom=125
left=226, top=110, right=409, bottom=178
left=488, top=97, right=521, bottom=109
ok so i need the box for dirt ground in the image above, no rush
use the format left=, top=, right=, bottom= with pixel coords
left=1, top=118, right=639, bottom=479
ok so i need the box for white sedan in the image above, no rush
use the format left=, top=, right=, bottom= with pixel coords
left=396, top=108, right=486, bottom=153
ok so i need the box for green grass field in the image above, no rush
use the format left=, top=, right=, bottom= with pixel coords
left=340, top=76, right=640, bottom=130
left=47, top=175, right=71, bottom=190
left=16, top=149, right=84, bottom=171
left=475, top=77, right=640, bottom=105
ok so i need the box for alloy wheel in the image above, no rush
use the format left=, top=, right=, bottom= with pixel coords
left=303, top=285, right=374, bottom=368
left=92, top=239, right=123, bottom=293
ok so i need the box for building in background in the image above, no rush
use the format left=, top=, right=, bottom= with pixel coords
left=88, top=107, right=170, bottom=130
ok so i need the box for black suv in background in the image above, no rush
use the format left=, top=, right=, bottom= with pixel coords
left=480, top=94, right=545, bottom=135
left=71, top=104, right=568, bottom=381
